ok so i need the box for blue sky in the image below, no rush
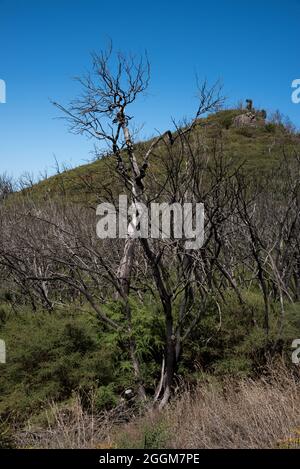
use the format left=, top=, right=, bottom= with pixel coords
left=0, top=0, right=300, bottom=178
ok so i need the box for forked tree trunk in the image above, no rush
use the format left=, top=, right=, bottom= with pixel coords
left=115, top=114, right=147, bottom=400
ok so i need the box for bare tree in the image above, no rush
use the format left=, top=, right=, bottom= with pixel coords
left=0, top=173, right=14, bottom=201
left=1, top=127, right=299, bottom=409
left=52, top=45, right=224, bottom=407
left=5, top=47, right=297, bottom=412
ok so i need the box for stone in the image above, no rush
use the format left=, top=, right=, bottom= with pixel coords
left=233, top=112, right=265, bottom=128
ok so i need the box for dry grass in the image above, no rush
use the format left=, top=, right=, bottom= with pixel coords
left=163, top=363, right=300, bottom=449
left=16, top=395, right=134, bottom=449
left=16, top=362, right=300, bottom=449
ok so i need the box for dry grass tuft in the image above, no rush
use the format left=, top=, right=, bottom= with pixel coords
left=16, top=395, right=133, bottom=449
left=164, top=362, right=300, bottom=449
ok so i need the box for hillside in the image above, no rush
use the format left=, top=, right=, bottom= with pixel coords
left=14, top=108, right=300, bottom=203
left=1, top=106, right=300, bottom=449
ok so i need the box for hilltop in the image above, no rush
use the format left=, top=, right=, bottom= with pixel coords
left=12, top=107, right=300, bottom=204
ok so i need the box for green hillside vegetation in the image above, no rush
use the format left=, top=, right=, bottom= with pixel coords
left=14, top=108, right=300, bottom=203
left=1, top=106, right=300, bottom=448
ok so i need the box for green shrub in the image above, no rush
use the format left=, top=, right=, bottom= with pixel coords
left=213, top=356, right=252, bottom=377
left=265, top=123, right=276, bottom=133
left=236, top=127, right=255, bottom=138
left=207, top=109, right=242, bottom=129
left=0, top=309, right=120, bottom=421
left=181, top=290, right=300, bottom=378
left=116, top=419, right=169, bottom=449
left=94, top=384, right=118, bottom=411
left=143, top=421, right=169, bottom=449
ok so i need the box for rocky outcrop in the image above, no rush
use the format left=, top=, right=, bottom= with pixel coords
left=233, top=112, right=258, bottom=128
left=232, top=100, right=266, bottom=128
left=233, top=109, right=266, bottom=128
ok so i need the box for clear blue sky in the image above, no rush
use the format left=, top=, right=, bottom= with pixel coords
left=0, top=0, right=300, bottom=178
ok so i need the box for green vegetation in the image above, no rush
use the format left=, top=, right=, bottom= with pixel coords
left=1, top=289, right=299, bottom=424
left=13, top=108, right=300, bottom=203
left=1, top=107, right=300, bottom=446
left=0, top=308, right=122, bottom=420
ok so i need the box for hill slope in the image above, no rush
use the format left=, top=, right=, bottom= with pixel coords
left=14, top=108, right=300, bottom=203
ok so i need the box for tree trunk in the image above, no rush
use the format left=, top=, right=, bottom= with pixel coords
left=117, top=237, right=135, bottom=296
